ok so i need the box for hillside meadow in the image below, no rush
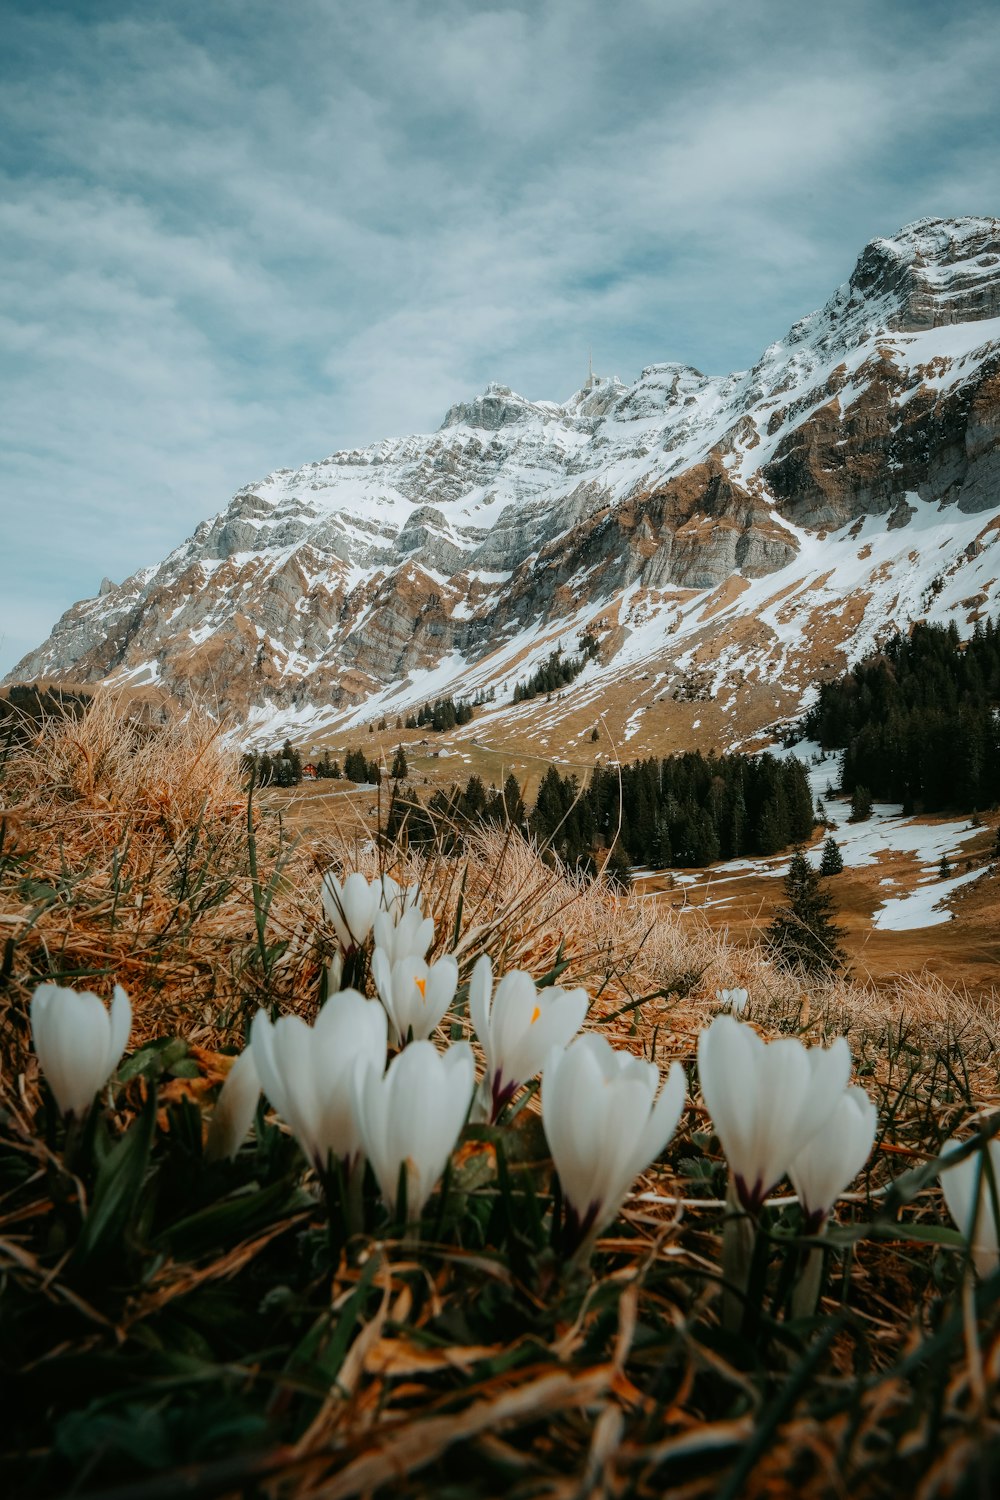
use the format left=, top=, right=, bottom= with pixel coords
left=0, top=696, right=998, bottom=1498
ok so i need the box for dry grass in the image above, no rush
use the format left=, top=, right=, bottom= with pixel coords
left=0, top=694, right=319, bottom=1051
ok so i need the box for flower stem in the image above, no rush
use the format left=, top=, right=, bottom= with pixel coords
left=791, top=1236, right=826, bottom=1320
left=721, top=1180, right=755, bottom=1332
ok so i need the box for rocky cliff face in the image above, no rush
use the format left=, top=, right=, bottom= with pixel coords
left=10, top=216, right=1000, bottom=750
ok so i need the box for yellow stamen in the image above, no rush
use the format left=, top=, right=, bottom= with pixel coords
left=530, top=1005, right=541, bottom=1025
left=415, top=976, right=426, bottom=998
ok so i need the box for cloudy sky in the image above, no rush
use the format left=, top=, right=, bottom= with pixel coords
left=2, top=0, right=999, bottom=677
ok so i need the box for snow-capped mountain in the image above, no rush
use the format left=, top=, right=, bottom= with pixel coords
left=10, top=216, right=1000, bottom=755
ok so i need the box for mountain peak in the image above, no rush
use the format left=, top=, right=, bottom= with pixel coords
left=439, top=383, right=542, bottom=431
left=849, top=214, right=1000, bottom=330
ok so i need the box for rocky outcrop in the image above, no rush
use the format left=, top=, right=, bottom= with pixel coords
left=764, top=347, right=1000, bottom=527
left=850, top=217, right=1000, bottom=331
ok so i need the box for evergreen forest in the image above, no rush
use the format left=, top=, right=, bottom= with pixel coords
left=386, top=749, right=814, bottom=877
left=512, top=634, right=599, bottom=703
left=802, top=618, right=1000, bottom=812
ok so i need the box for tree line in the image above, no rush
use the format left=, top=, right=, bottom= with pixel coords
left=384, top=748, right=815, bottom=879
left=802, top=618, right=1000, bottom=812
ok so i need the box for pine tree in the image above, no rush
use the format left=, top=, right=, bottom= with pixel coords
left=938, top=853, right=952, bottom=879
left=391, top=745, right=408, bottom=780
left=767, top=848, right=847, bottom=974
left=819, top=836, right=844, bottom=876
left=344, top=748, right=368, bottom=783
left=501, top=773, right=526, bottom=827
left=849, top=785, right=873, bottom=822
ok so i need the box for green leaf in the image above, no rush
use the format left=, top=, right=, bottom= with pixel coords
left=824, top=1219, right=967, bottom=1250
left=156, top=1180, right=309, bottom=1261
left=73, top=1085, right=157, bottom=1268
left=286, top=1251, right=380, bottom=1393
left=119, top=1037, right=190, bottom=1083
left=167, top=1058, right=202, bottom=1080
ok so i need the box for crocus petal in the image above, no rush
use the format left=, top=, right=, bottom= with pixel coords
left=423, top=955, right=459, bottom=1033
left=313, top=991, right=388, bottom=1167
left=373, top=907, right=434, bottom=966
left=501, top=985, right=588, bottom=1090
left=30, top=983, right=133, bottom=1118
left=252, top=994, right=387, bottom=1174
left=270, top=1016, right=324, bottom=1166
left=107, top=985, right=133, bottom=1078
left=629, top=1060, right=687, bottom=1184
left=788, top=1085, right=877, bottom=1224
left=30, top=986, right=75, bottom=1116
left=355, top=1040, right=474, bottom=1221
left=940, top=1135, right=1000, bottom=1278
left=543, top=1038, right=610, bottom=1215
left=490, top=972, right=542, bottom=1063
left=468, top=954, right=493, bottom=1051
left=542, top=1036, right=686, bottom=1245
left=371, top=947, right=396, bottom=1029
left=379, top=876, right=422, bottom=918
left=342, top=872, right=378, bottom=947
left=206, top=1048, right=261, bottom=1162
left=698, top=1016, right=761, bottom=1188
left=473, top=964, right=589, bottom=1120
left=322, top=871, right=378, bottom=950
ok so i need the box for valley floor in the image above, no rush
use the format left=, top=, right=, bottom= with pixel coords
left=272, top=754, right=1000, bottom=997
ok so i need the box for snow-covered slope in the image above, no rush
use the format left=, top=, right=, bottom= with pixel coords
left=10, top=216, right=1000, bottom=751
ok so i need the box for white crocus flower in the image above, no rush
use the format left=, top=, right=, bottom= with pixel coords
left=940, top=1134, right=1000, bottom=1278
left=371, top=949, right=458, bottom=1045
left=205, top=1047, right=261, bottom=1162
left=698, top=1014, right=851, bottom=1214
left=542, top=1035, right=687, bottom=1251
left=30, top=982, right=132, bottom=1118
left=788, top=1085, right=878, bottom=1231
left=354, top=1040, right=475, bottom=1222
left=378, top=875, right=422, bottom=918
left=715, top=988, right=749, bottom=1015
left=321, top=871, right=379, bottom=953
left=251, top=990, right=387, bottom=1176
left=469, top=955, right=588, bottom=1122
left=372, top=905, right=435, bottom=966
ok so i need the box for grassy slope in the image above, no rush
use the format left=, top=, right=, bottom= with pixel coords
left=1, top=698, right=999, bottom=1498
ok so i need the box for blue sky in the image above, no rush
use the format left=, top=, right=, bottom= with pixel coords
left=2, top=0, right=999, bottom=677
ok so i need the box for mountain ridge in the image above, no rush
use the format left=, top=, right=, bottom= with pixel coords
left=9, top=215, right=1000, bottom=755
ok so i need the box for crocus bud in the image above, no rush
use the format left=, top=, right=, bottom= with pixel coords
left=542, top=1035, right=686, bottom=1253
left=321, top=871, right=379, bottom=952
left=788, top=1084, right=878, bottom=1232
left=205, top=1047, right=261, bottom=1162
left=353, top=1040, right=475, bottom=1223
left=469, top=955, right=588, bottom=1122
left=940, top=1133, right=1000, bottom=1278
left=251, top=989, right=387, bottom=1176
left=371, top=948, right=458, bottom=1045
left=698, top=1015, right=851, bottom=1214
left=715, top=988, right=749, bottom=1015
left=30, top=982, right=132, bottom=1118
left=372, top=906, right=434, bottom=966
